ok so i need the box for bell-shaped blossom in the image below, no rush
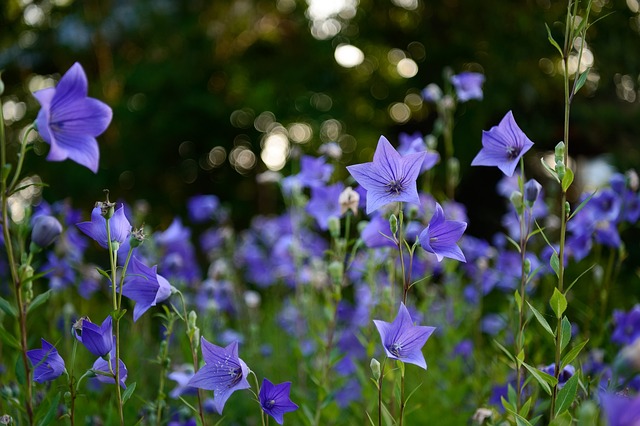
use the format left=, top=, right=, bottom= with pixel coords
left=77, top=204, right=131, bottom=249
left=347, top=136, right=426, bottom=214
left=92, top=345, right=127, bottom=389
left=471, top=111, right=534, bottom=177
left=121, top=256, right=172, bottom=322
left=187, top=339, right=250, bottom=414
left=259, top=379, right=298, bottom=425
left=373, top=303, right=436, bottom=369
left=31, top=215, right=63, bottom=248
left=33, top=62, right=112, bottom=173
left=27, top=339, right=66, bottom=383
left=73, top=316, right=113, bottom=357
left=419, top=202, right=467, bottom=262
left=450, top=72, right=485, bottom=102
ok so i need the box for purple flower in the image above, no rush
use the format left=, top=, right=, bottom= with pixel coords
left=298, top=155, right=334, bottom=188
left=33, top=62, right=112, bottom=173
left=76, top=204, right=131, bottom=249
left=361, top=214, right=395, bottom=249
left=73, top=316, right=113, bottom=357
left=419, top=202, right=467, bottom=262
left=259, top=379, right=299, bottom=425
left=539, top=364, right=575, bottom=389
left=471, top=111, right=534, bottom=177
left=347, top=136, right=426, bottom=214
left=450, top=72, right=485, bottom=102
left=600, top=392, right=640, bottom=426
left=121, top=256, right=172, bottom=322
left=168, top=369, right=197, bottom=399
left=305, top=182, right=344, bottom=230
left=187, top=195, right=220, bottom=224
left=397, top=132, right=440, bottom=173
left=27, top=339, right=66, bottom=383
left=187, top=338, right=250, bottom=414
left=31, top=215, right=63, bottom=248
left=612, top=306, right=640, bottom=346
left=92, top=346, right=127, bottom=389
left=373, top=302, right=436, bottom=369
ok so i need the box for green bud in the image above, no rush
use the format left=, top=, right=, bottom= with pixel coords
left=524, top=258, right=531, bottom=276
left=509, top=191, right=524, bottom=215
left=370, top=358, right=381, bottom=381
left=555, top=141, right=565, bottom=164
left=188, top=310, right=198, bottom=330
left=555, top=161, right=565, bottom=181
left=64, top=391, right=72, bottom=406
left=389, top=214, right=398, bottom=236
left=565, top=201, right=571, bottom=218
left=328, top=261, right=343, bottom=286
left=328, top=216, right=341, bottom=239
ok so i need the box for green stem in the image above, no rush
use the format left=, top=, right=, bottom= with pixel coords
left=515, top=161, right=527, bottom=411
left=378, top=358, right=387, bottom=426
left=154, top=314, right=176, bottom=426
left=398, top=361, right=406, bottom=426
left=7, top=125, right=35, bottom=194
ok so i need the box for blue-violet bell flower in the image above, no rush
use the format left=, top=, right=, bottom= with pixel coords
left=33, top=62, right=112, bottom=173
left=92, top=345, right=127, bottom=389
left=187, top=338, right=251, bottom=414
left=121, top=256, right=172, bottom=322
left=373, top=302, right=436, bottom=369
left=450, top=72, right=485, bottom=102
left=259, top=379, right=299, bottom=425
left=347, top=136, right=426, bottom=214
left=31, top=215, right=63, bottom=248
left=419, top=202, right=467, bottom=262
left=73, top=315, right=113, bottom=358
left=27, top=338, right=66, bottom=383
left=471, top=111, right=534, bottom=177
left=77, top=204, right=131, bottom=249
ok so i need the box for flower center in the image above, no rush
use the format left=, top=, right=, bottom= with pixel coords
left=505, top=145, right=521, bottom=160
left=227, top=367, right=242, bottom=387
left=265, top=399, right=276, bottom=409
left=386, top=180, right=405, bottom=195
left=388, top=342, right=402, bottom=357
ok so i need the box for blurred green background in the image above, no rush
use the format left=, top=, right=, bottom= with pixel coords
left=1, top=0, right=639, bottom=233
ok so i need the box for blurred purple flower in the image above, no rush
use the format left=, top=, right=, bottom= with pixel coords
left=259, top=379, right=298, bottom=425
left=306, top=182, right=344, bottom=230
left=347, top=136, right=426, bottom=214
left=92, top=346, right=127, bottom=389
left=33, top=62, right=112, bottom=173
left=612, top=306, right=640, bottom=346
left=298, top=155, right=334, bottom=188
left=187, top=339, right=250, bottom=414
left=373, top=302, right=436, bottom=369
left=421, top=83, right=443, bottom=102
left=361, top=214, right=395, bottom=249
left=155, top=218, right=200, bottom=284
left=187, top=195, right=220, bottom=224
left=397, top=132, right=440, bottom=173
left=31, top=215, right=63, bottom=248
left=77, top=204, right=131, bottom=249
left=600, top=392, right=640, bottom=426
left=540, top=364, right=575, bottom=389
left=121, top=256, right=172, bottom=322
left=450, top=72, right=485, bottom=102
left=419, top=202, right=467, bottom=262
left=168, top=369, right=197, bottom=399
left=27, top=338, right=66, bottom=383
left=73, top=316, right=113, bottom=357
left=471, top=111, right=534, bottom=177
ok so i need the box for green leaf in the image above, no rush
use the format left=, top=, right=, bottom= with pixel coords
left=27, top=290, right=51, bottom=315
left=566, top=264, right=596, bottom=293
left=96, top=267, right=111, bottom=281
left=568, top=191, right=596, bottom=221
left=555, top=373, right=579, bottom=416
left=560, top=316, right=572, bottom=353
left=527, top=301, right=555, bottom=338
left=15, top=355, right=26, bottom=385
left=545, top=23, right=564, bottom=57
left=573, top=69, right=590, bottom=95
left=0, top=326, right=20, bottom=349
left=520, top=397, right=532, bottom=418
left=562, top=167, right=574, bottom=192
left=549, top=410, right=573, bottom=426
left=501, top=396, right=516, bottom=414
left=562, top=340, right=589, bottom=369
left=505, top=235, right=522, bottom=253
left=514, top=290, right=522, bottom=313
left=550, top=252, right=560, bottom=278
left=493, top=339, right=516, bottom=363
left=122, top=381, right=137, bottom=404
left=515, top=415, right=535, bottom=426
left=550, top=288, right=567, bottom=319
left=522, top=361, right=557, bottom=395
left=36, top=392, right=61, bottom=426
left=0, top=296, right=17, bottom=318
left=541, top=156, right=560, bottom=182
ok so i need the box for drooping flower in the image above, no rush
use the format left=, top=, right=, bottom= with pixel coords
left=347, top=136, right=426, bottom=214
left=31, top=215, right=63, bottom=248
left=73, top=315, right=113, bottom=357
left=92, top=345, right=127, bottom=389
left=76, top=204, right=131, bottom=249
left=27, top=339, right=66, bottom=383
left=187, top=338, right=250, bottom=414
left=450, top=72, right=485, bottom=102
left=33, top=62, right=112, bottom=173
left=471, top=111, right=534, bottom=177
left=419, top=202, right=467, bottom=262
left=373, top=302, right=436, bottom=369
left=121, top=256, right=172, bottom=322
left=259, top=379, right=299, bottom=425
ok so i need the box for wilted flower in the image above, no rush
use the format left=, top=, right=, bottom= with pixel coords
left=419, top=202, right=467, bottom=262
left=31, top=215, right=63, bottom=248
left=33, top=62, right=112, bottom=173
left=373, top=302, right=436, bottom=369
left=27, top=339, right=66, bottom=383
left=73, top=316, right=113, bottom=358
left=121, top=256, right=172, bottom=322
left=450, top=72, right=485, bottom=102
left=339, top=186, right=360, bottom=216
left=77, top=204, right=131, bottom=249
left=259, top=379, right=299, bottom=425
left=471, top=111, right=534, bottom=177
left=347, top=136, right=426, bottom=214
left=187, top=339, right=250, bottom=414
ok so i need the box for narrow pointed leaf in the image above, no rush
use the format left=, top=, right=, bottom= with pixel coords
left=555, top=373, right=579, bottom=416
left=573, top=69, right=590, bottom=95
left=0, top=296, right=17, bottom=318
left=550, top=253, right=560, bottom=278
left=560, top=316, right=572, bottom=352
left=545, top=23, right=564, bottom=57
left=562, top=167, right=574, bottom=192
left=522, top=361, right=556, bottom=395
left=27, top=290, right=52, bottom=315
left=550, top=287, right=567, bottom=319
left=527, top=301, right=555, bottom=338
left=122, top=381, right=137, bottom=404
left=562, top=340, right=589, bottom=369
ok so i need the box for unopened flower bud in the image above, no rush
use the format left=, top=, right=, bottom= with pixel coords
left=523, top=179, right=542, bottom=208
left=555, top=161, right=565, bottom=181
left=370, top=358, right=381, bottom=381
left=328, top=260, right=343, bottom=286
left=244, top=290, right=261, bottom=309
left=627, top=169, right=639, bottom=192
left=188, top=310, right=198, bottom=330
left=31, top=215, right=63, bottom=248
left=389, top=214, right=398, bottom=236
left=328, top=216, right=341, bottom=239
left=555, top=141, right=565, bottom=164
left=565, top=201, right=571, bottom=218
left=524, top=258, right=531, bottom=276
left=339, top=186, right=360, bottom=216
left=509, top=191, right=524, bottom=215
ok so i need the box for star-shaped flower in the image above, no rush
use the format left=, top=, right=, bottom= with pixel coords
left=347, top=136, right=426, bottom=214
left=373, top=303, right=436, bottom=369
left=259, top=379, right=299, bottom=425
left=187, top=338, right=251, bottom=414
left=33, top=62, right=112, bottom=173
left=121, top=256, right=172, bottom=322
left=419, top=202, right=467, bottom=262
left=27, top=339, right=66, bottom=383
left=450, top=72, right=485, bottom=102
left=471, top=111, right=534, bottom=177
left=76, top=204, right=131, bottom=249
